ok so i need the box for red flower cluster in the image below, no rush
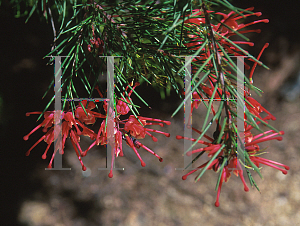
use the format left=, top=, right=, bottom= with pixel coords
left=184, top=7, right=268, bottom=54
left=177, top=7, right=289, bottom=207
left=83, top=82, right=171, bottom=178
left=178, top=114, right=289, bottom=207
left=24, top=101, right=105, bottom=170
left=24, top=83, right=171, bottom=177
left=178, top=78, right=289, bottom=207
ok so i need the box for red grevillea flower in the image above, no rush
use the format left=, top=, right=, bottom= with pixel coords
left=24, top=105, right=101, bottom=170
left=84, top=115, right=171, bottom=178
left=214, top=157, right=249, bottom=207
left=244, top=123, right=289, bottom=175
left=75, top=100, right=106, bottom=124
left=181, top=152, right=249, bottom=207
left=245, top=95, right=276, bottom=122
left=116, top=82, right=140, bottom=115
left=192, top=91, right=201, bottom=111
left=184, top=7, right=268, bottom=53
left=213, top=8, right=269, bottom=56
left=108, top=116, right=170, bottom=178
left=124, top=115, right=171, bottom=140
left=184, top=9, right=209, bottom=50
left=214, top=7, right=268, bottom=35
left=184, top=10, right=207, bottom=26
left=23, top=111, right=94, bottom=170
left=81, top=85, right=171, bottom=178
left=177, top=114, right=289, bottom=206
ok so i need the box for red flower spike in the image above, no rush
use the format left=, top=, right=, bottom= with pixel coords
left=177, top=7, right=288, bottom=207
left=146, top=129, right=170, bottom=137
left=139, top=116, right=171, bottom=126
left=42, top=142, right=52, bottom=159
left=25, top=128, right=54, bottom=156
left=24, top=109, right=91, bottom=170
left=96, top=120, right=107, bottom=146
left=75, top=107, right=96, bottom=124
left=182, top=157, right=220, bottom=180
left=228, top=159, right=250, bottom=192
left=124, top=134, right=146, bottom=167
left=135, top=141, right=163, bottom=162
left=215, top=168, right=226, bottom=207
left=115, top=130, right=123, bottom=157
left=23, top=112, right=54, bottom=140
left=70, top=130, right=84, bottom=156
left=145, top=131, right=158, bottom=142
left=124, top=115, right=171, bottom=140
left=108, top=145, right=117, bottom=178
left=61, top=121, right=71, bottom=151
left=215, top=8, right=268, bottom=35
left=70, top=132, right=86, bottom=171
left=245, top=96, right=276, bottom=121
left=184, top=10, right=206, bottom=25
left=192, top=91, right=201, bottom=110
left=175, top=135, right=212, bottom=146
left=249, top=43, right=269, bottom=86
left=95, top=41, right=99, bottom=49
left=75, top=101, right=106, bottom=125
left=116, top=99, right=131, bottom=116
left=76, top=120, right=97, bottom=140
left=82, top=140, right=97, bottom=157
left=64, top=112, right=82, bottom=135
left=250, top=156, right=289, bottom=174
left=116, top=82, right=140, bottom=115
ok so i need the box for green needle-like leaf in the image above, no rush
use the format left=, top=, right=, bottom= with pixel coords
left=215, top=156, right=227, bottom=191
left=195, top=144, right=225, bottom=182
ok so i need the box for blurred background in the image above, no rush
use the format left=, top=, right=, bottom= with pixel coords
left=1, top=1, right=300, bottom=225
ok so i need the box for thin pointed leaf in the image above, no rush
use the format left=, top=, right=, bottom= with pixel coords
left=216, top=116, right=227, bottom=143
left=184, top=151, right=205, bottom=170
left=202, top=79, right=220, bottom=131
left=25, top=1, right=38, bottom=23
left=215, top=157, right=227, bottom=191
left=172, top=56, right=213, bottom=118
left=195, top=144, right=225, bottom=182
left=59, top=0, right=66, bottom=31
